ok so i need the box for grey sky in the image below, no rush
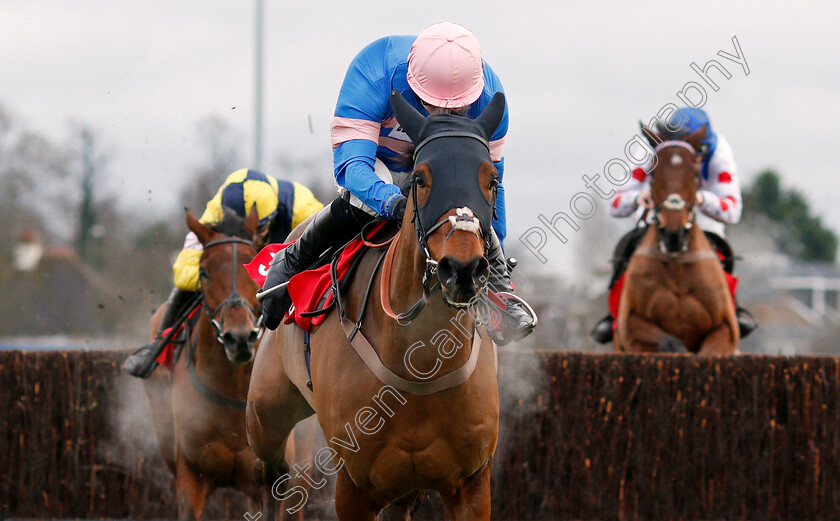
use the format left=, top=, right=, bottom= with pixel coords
left=2, top=0, right=839, bottom=271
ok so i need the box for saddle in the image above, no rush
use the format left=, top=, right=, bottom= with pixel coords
left=610, top=226, right=736, bottom=288
left=281, top=220, right=399, bottom=331
left=607, top=226, right=739, bottom=326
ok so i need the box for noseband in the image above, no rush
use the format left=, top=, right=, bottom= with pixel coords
left=384, top=169, right=494, bottom=325
left=201, top=237, right=260, bottom=344
left=650, top=141, right=700, bottom=256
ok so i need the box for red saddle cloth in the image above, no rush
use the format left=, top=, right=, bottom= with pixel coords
left=154, top=304, right=201, bottom=368
left=245, top=223, right=388, bottom=332
left=608, top=250, right=738, bottom=331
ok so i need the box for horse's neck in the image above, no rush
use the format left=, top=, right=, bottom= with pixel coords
left=642, top=222, right=712, bottom=250
left=378, top=229, right=477, bottom=370
left=639, top=225, right=716, bottom=282
left=388, top=228, right=427, bottom=313
left=687, top=226, right=713, bottom=250
left=193, top=314, right=247, bottom=384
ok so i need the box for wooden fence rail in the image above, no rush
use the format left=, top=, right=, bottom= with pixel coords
left=1, top=349, right=838, bottom=520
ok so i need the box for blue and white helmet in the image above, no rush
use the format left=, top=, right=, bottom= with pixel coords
left=656, top=107, right=718, bottom=157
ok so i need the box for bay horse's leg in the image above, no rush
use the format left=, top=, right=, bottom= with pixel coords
left=334, top=467, right=379, bottom=521
left=282, top=418, right=319, bottom=521
left=440, top=462, right=492, bottom=521
left=247, top=330, right=314, bottom=520
left=381, top=490, right=425, bottom=521
left=624, top=313, right=688, bottom=353
left=142, top=303, right=177, bottom=473
left=232, top=447, right=260, bottom=502
left=698, top=322, right=738, bottom=355
left=254, top=455, right=287, bottom=521
left=175, top=448, right=215, bottom=521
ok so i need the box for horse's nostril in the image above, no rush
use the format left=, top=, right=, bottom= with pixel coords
left=248, top=330, right=259, bottom=345
left=438, top=256, right=488, bottom=292
left=437, top=257, right=458, bottom=286
left=472, top=258, right=490, bottom=288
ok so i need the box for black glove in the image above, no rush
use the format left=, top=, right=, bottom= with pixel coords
left=387, top=195, right=408, bottom=222
left=261, top=261, right=292, bottom=331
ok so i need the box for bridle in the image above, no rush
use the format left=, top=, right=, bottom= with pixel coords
left=384, top=164, right=497, bottom=325
left=650, top=140, right=701, bottom=256
left=200, top=236, right=260, bottom=344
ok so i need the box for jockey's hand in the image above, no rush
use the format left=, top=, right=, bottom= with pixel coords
left=636, top=187, right=653, bottom=209
left=261, top=257, right=292, bottom=330
left=387, top=195, right=408, bottom=222
left=695, top=191, right=705, bottom=205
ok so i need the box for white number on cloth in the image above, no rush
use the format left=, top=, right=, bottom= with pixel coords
left=258, top=252, right=277, bottom=277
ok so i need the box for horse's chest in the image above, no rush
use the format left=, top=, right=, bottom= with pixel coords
left=635, top=266, right=716, bottom=323
left=343, top=409, right=496, bottom=496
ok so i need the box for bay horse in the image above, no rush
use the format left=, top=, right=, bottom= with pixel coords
left=142, top=208, right=279, bottom=520
left=247, top=91, right=506, bottom=520
left=614, top=124, right=739, bottom=354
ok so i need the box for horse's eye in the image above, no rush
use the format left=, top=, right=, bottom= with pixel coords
left=199, top=268, right=208, bottom=280
left=413, top=173, right=427, bottom=188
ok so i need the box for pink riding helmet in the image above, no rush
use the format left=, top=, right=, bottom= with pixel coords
left=407, top=22, right=484, bottom=109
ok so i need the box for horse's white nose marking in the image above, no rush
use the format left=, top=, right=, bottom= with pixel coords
left=671, top=153, right=683, bottom=166
left=448, top=207, right=481, bottom=233
left=662, top=193, right=687, bottom=210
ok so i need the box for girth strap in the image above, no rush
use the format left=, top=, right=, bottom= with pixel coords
left=340, top=318, right=484, bottom=396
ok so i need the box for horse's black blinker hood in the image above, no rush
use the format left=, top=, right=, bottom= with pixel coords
left=390, top=90, right=506, bottom=236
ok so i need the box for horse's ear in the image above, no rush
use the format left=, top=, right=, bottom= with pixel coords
left=684, top=124, right=708, bottom=152
left=186, top=209, right=214, bottom=245
left=390, top=90, right=424, bottom=143
left=243, top=203, right=259, bottom=235
left=639, top=121, right=661, bottom=148
left=474, top=92, right=506, bottom=140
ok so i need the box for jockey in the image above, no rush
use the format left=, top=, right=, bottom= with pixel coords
left=260, top=22, right=536, bottom=345
left=124, top=169, right=323, bottom=378
left=590, top=108, right=757, bottom=343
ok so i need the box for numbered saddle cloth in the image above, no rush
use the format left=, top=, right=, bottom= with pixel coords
left=246, top=221, right=392, bottom=332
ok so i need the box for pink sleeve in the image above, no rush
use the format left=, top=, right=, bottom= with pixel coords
left=330, top=117, right=381, bottom=149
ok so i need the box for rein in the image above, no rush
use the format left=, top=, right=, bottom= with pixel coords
left=650, top=141, right=701, bottom=256
left=632, top=246, right=720, bottom=264
left=339, top=240, right=487, bottom=396
left=384, top=177, right=489, bottom=325
left=303, top=217, right=488, bottom=396
left=186, top=333, right=248, bottom=411
left=186, top=235, right=258, bottom=412
left=202, top=237, right=260, bottom=343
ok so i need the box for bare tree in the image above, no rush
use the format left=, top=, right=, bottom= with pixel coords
left=0, top=105, right=70, bottom=260
left=68, top=125, right=113, bottom=268
left=274, top=148, right=335, bottom=204
left=180, top=115, right=243, bottom=213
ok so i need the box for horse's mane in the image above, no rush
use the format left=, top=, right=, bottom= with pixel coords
left=208, top=208, right=251, bottom=239
left=654, top=120, right=687, bottom=142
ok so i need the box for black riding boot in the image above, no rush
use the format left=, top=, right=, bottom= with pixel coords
left=485, top=231, right=536, bottom=345
left=736, top=307, right=758, bottom=338
left=261, top=197, right=373, bottom=330
left=123, top=288, right=197, bottom=378
left=591, top=314, right=615, bottom=344
left=590, top=227, right=648, bottom=344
